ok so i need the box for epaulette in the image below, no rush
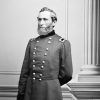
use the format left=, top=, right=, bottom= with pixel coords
left=59, top=38, right=65, bottom=42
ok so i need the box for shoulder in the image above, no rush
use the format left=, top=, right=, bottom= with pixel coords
left=28, top=38, right=36, bottom=44
left=54, top=34, right=65, bottom=42
left=26, top=38, right=35, bottom=46
left=58, top=37, right=69, bottom=44
left=59, top=37, right=65, bottom=43
left=29, top=38, right=35, bottom=42
left=54, top=34, right=71, bottom=46
left=58, top=37, right=71, bottom=48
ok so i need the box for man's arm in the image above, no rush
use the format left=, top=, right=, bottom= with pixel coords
left=58, top=40, right=73, bottom=86
left=17, top=39, right=31, bottom=100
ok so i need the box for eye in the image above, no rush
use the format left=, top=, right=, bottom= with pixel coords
left=43, top=18, right=48, bottom=21
left=37, top=17, right=41, bottom=21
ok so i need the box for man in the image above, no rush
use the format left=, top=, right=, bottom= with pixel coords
left=17, top=7, right=73, bottom=100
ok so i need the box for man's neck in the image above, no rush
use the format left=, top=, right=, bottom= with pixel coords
left=38, top=30, right=55, bottom=38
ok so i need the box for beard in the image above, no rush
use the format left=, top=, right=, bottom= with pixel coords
left=37, top=24, right=54, bottom=36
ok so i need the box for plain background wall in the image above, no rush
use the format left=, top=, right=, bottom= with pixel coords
left=68, top=0, right=84, bottom=77
left=0, top=0, right=66, bottom=70
left=0, top=0, right=84, bottom=82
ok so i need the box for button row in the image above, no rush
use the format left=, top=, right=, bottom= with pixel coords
left=33, top=47, right=49, bottom=51
left=32, top=65, right=44, bottom=69
left=33, top=73, right=43, bottom=77
left=32, top=72, right=43, bottom=81
left=33, top=60, right=45, bottom=63
left=36, top=37, right=52, bottom=44
left=33, top=77, right=42, bottom=81
left=33, top=51, right=48, bottom=56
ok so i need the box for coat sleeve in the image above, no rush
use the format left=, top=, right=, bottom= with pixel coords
left=58, top=40, right=73, bottom=86
left=17, top=39, right=31, bottom=100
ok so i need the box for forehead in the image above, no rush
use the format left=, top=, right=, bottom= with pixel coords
left=38, top=11, right=51, bottom=19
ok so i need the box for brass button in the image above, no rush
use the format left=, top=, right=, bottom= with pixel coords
left=33, top=77, right=35, bottom=80
left=39, top=74, right=42, bottom=77
left=42, top=61, right=45, bottom=63
left=39, top=78, right=42, bottom=81
left=33, top=65, right=35, bottom=67
left=44, top=53, right=47, bottom=56
left=33, top=73, right=35, bottom=75
left=36, top=40, right=39, bottom=43
left=33, top=52, right=36, bottom=55
left=49, top=37, right=52, bottom=40
left=34, top=47, right=36, bottom=50
left=48, top=41, right=51, bottom=44
left=41, top=66, right=44, bottom=69
left=46, top=48, right=49, bottom=51
left=33, top=60, right=35, bottom=62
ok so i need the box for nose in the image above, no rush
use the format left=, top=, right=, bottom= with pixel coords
left=39, top=19, right=45, bottom=26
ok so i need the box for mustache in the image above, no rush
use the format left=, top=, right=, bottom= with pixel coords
left=39, top=25, right=53, bottom=30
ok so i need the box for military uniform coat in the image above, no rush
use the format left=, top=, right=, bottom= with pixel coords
left=17, top=30, right=73, bottom=100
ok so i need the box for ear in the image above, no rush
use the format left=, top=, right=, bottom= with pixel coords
left=52, top=21, right=56, bottom=27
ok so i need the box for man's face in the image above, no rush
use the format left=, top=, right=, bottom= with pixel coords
left=37, top=11, right=54, bottom=35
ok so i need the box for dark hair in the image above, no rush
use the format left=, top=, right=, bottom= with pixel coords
left=39, top=7, right=57, bottom=22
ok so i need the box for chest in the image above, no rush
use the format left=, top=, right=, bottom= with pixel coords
left=29, top=37, right=61, bottom=60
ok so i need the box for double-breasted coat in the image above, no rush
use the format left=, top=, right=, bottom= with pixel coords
left=17, top=30, right=73, bottom=100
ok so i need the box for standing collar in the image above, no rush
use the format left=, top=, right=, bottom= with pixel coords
left=38, top=30, right=55, bottom=39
